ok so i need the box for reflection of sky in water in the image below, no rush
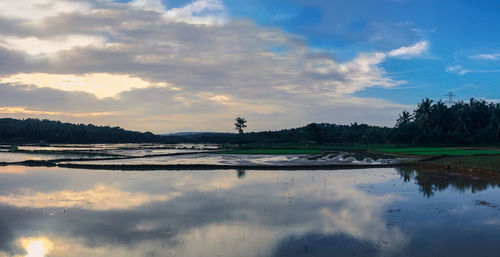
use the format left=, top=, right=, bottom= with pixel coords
left=103, top=148, right=200, bottom=157
left=67, top=154, right=306, bottom=165
left=65, top=153, right=399, bottom=166
left=0, top=144, right=220, bottom=163
left=2, top=144, right=399, bottom=165
left=0, top=167, right=498, bottom=256
left=17, top=143, right=219, bottom=152
left=0, top=152, right=89, bottom=162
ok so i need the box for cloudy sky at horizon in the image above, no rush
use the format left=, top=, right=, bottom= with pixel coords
left=0, top=0, right=499, bottom=133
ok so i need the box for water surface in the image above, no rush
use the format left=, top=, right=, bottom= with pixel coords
left=0, top=166, right=498, bottom=257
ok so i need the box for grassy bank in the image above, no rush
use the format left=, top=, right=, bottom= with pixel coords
left=417, top=155, right=500, bottom=173
left=376, top=146, right=500, bottom=173
left=376, top=147, right=500, bottom=156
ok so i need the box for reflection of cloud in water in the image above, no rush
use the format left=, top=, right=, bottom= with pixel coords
left=110, top=170, right=407, bottom=255
left=0, top=185, right=179, bottom=210
left=0, top=166, right=27, bottom=174
left=66, top=153, right=401, bottom=166
left=15, top=237, right=53, bottom=257
left=482, top=219, right=500, bottom=225
left=173, top=168, right=398, bottom=193
left=171, top=224, right=277, bottom=257
left=172, top=172, right=244, bottom=192
left=0, top=168, right=408, bottom=256
left=172, top=170, right=407, bottom=255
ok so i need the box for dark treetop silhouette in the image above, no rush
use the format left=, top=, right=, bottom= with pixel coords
left=234, top=117, right=247, bottom=134
left=2, top=98, right=500, bottom=145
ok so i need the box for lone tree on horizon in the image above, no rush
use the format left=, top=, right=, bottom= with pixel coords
left=234, top=117, right=247, bottom=147
left=234, top=117, right=247, bottom=134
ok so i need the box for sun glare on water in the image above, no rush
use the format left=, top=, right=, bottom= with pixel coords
left=18, top=237, right=53, bottom=257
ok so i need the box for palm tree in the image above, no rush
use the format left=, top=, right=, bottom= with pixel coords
left=469, top=98, right=490, bottom=132
left=396, top=111, right=412, bottom=127
left=432, top=101, right=451, bottom=136
left=414, top=98, right=434, bottom=136
left=451, top=101, right=471, bottom=137
left=490, top=104, right=500, bottom=141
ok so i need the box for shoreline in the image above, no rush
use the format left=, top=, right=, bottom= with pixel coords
left=55, top=162, right=401, bottom=171
left=1, top=153, right=500, bottom=180
left=405, top=161, right=500, bottom=180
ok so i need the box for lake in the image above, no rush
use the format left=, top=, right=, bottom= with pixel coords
left=0, top=165, right=498, bottom=257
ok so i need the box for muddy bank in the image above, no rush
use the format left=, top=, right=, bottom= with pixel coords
left=405, top=162, right=500, bottom=181
left=57, top=163, right=400, bottom=171
left=402, top=154, right=500, bottom=180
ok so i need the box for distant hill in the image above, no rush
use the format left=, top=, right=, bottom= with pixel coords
left=0, top=118, right=159, bottom=144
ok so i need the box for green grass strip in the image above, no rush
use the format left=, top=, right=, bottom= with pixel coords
left=427, top=155, right=500, bottom=172
left=376, top=147, right=500, bottom=156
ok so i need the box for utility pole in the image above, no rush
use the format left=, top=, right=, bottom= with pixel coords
left=445, top=92, right=456, bottom=106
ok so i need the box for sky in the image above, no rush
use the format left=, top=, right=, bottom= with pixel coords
left=0, top=0, right=499, bottom=133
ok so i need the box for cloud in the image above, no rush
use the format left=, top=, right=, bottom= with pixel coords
left=445, top=65, right=470, bottom=75
left=128, top=0, right=227, bottom=25
left=0, top=0, right=412, bottom=132
left=0, top=106, right=114, bottom=117
left=388, top=40, right=428, bottom=58
left=445, top=65, right=500, bottom=76
left=0, top=0, right=91, bottom=21
left=0, top=35, right=106, bottom=56
left=0, top=73, right=156, bottom=98
left=129, top=0, right=165, bottom=12
left=468, top=53, right=500, bottom=61
left=164, top=0, right=227, bottom=25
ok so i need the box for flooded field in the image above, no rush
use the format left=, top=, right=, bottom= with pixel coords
left=0, top=165, right=499, bottom=256
left=0, top=144, right=403, bottom=167
left=0, top=144, right=219, bottom=164
left=64, top=153, right=402, bottom=166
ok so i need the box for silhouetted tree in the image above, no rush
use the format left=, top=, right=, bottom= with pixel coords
left=234, top=117, right=247, bottom=134
left=396, top=111, right=412, bottom=127
left=490, top=104, right=500, bottom=141
left=234, top=117, right=247, bottom=147
left=414, top=98, right=434, bottom=139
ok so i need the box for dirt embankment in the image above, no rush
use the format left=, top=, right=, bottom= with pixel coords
left=404, top=154, right=500, bottom=180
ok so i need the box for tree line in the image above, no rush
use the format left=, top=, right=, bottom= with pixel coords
left=167, top=122, right=393, bottom=145
left=172, top=98, right=500, bottom=146
left=394, top=98, right=500, bottom=144
left=0, top=118, right=158, bottom=143
left=2, top=98, right=500, bottom=145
